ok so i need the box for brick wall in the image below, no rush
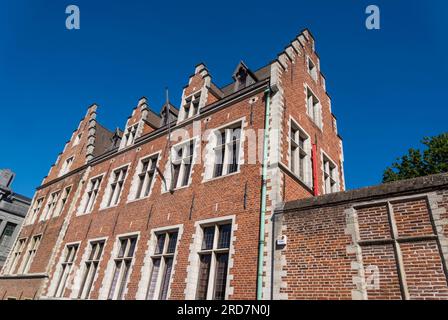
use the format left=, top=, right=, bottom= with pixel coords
left=276, top=173, right=448, bottom=300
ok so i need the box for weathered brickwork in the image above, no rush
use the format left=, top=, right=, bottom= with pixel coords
left=277, top=173, right=448, bottom=300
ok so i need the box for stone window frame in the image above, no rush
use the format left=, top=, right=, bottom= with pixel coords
left=305, top=84, right=323, bottom=129
left=127, top=151, right=161, bottom=203
left=184, top=215, right=236, bottom=300
left=70, top=236, right=108, bottom=300
left=19, top=234, right=42, bottom=274
left=77, top=173, right=105, bottom=215
left=179, top=89, right=204, bottom=122
left=99, top=232, right=140, bottom=300
left=72, top=133, right=82, bottom=147
left=99, top=163, right=131, bottom=210
left=4, top=237, right=27, bottom=275
left=136, top=224, right=183, bottom=300
left=288, top=116, right=313, bottom=188
left=306, top=55, right=318, bottom=82
left=59, top=156, right=75, bottom=177
left=320, top=149, right=339, bottom=194
left=161, top=137, right=198, bottom=193
left=53, top=185, right=73, bottom=218
left=27, top=196, right=45, bottom=225
left=51, top=241, right=81, bottom=298
left=202, top=118, right=245, bottom=182
left=40, top=189, right=61, bottom=222
left=121, top=123, right=139, bottom=149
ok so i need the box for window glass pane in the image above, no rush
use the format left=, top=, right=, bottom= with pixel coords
left=146, top=258, right=161, bottom=300
left=155, top=234, right=166, bottom=254
left=0, top=223, right=17, bottom=247
left=159, top=258, right=173, bottom=300
left=108, top=261, right=122, bottom=299
left=166, top=232, right=178, bottom=254
left=171, top=163, right=181, bottom=189
left=95, top=242, right=104, bottom=260
left=201, top=227, right=215, bottom=250
left=196, top=254, right=211, bottom=300
left=117, top=261, right=131, bottom=300
left=217, top=224, right=231, bottom=249
left=127, top=238, right=137, bottom=257
left=213, top=253, right=229, bottom=300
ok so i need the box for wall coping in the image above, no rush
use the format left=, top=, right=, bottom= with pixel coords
left=279, top=173, right=448, bottom=213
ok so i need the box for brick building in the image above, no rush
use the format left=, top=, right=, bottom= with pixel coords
left=1, top=28, right=447, bottom=301
left=0, top=169, right=31, bottom=271
left=0, top=29, right=344, bottom=300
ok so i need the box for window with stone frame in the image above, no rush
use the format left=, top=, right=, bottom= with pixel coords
left=196, top=223, right=232, bottom=300
left=307, top=57, right=318, bottom=82
left=73, top=133, right=82, bottom=147
left=28, top=197, right=44, bottom=224
left=41, top=190, right=61, bottom=221
left=54, top=186, right=72, bottom=217
left=212, top=124, right=242, bottom=179
left=59, top=156, right=74, bottom=177
left=104, top=166, right=128, bottom=208
left=0, top=222, right=17, bottom=248
left=182, top=91, right=201, bottom=120
left=78, top=240, right=105, bottom=299
left=6, top=238, right=26, bottom=274
left=21, top=235, right=41, bottom=274
left=146, top=230, right=179, bottom=300
left=289, top=121, right=312, bottom=185
left=306, top=88, right=322, bottom=128
left=322, top=153, right=338, bottom=194
left=108, top=236, right=138, bottom=300
left=53, top=244, right=79, bottom=298
left=122, top=124, right=139, bottom=147
left=82, top=176, right=102, bottom=214
left=168, top=140, right=194, bottom=191
left=134, top=155, right=158, bottom=200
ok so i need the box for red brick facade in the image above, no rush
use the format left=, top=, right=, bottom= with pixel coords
left=277, top=173, right=448, bottom=300
left=0, top=29, right=346, bottom=300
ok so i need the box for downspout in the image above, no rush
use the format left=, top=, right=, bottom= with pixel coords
left=257, top=87, right=271, bottom=300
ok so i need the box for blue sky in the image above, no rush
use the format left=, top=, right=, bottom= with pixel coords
left=0, top=0, right=447, bottom=197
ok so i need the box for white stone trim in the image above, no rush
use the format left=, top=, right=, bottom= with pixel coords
left=76, top=172, right=106, bottom=216
left=127, top=151, right=162, bottom=203
left=99, top=162, right=132, bottom=210
left=287, top=116, right=313, bottom=188
left=136, top=224, right=184, bottom=300
left=161, top=136, right=199, bottom=193
left=98, top=231, right=141, bottom=300
left=184, top=215, right=236, bottom=300
left=69, top=236, right=108, bottom=299
left=201, top=117, right=246, bottom=182
left=44, top=241, right=82, bottom=298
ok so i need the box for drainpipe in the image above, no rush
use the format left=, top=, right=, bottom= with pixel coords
left=257, top=87, right=271, bottom=300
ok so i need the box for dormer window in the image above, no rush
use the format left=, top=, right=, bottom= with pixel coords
left=182, top=92, right=201, bottom=120
left=235, top=67, right=248, bottom=91
left=123, top=124, right=138, bottom=147
left=232, top=62, right=256, bottom=93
